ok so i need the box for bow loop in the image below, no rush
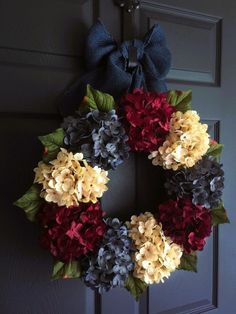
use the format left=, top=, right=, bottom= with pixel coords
left=85, top=20, right=117, bottom=70
left=143, top=23, right=171, bottom=79
left=60, top=20, right=171, bottom=117
left=143, top=23, right=167, bottom=48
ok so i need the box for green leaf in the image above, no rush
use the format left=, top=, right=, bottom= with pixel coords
left=178, top=252, right=197, bottom=273
left=212, top=203, right=230, bottom=225
left=206, top=143, right=223, bottom=160
left=125, top=274, right=147, bottom=301
left=38, top=128, right=64, bottom=163
left=80, top=85, right=115, bottom=113
left=167, top=90, right=192, bottom=113
left=14, top=184, right=42, bottom=222
left=52, top=260, right=81, bottom=280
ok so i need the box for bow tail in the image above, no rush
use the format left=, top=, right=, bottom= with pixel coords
left=59, top=69, right=103, bottom=117
left=141, top=54, right=168, bottom=93
left=146, top=76, right=168, bottom=93
left=59, top=66, right=132, bottom=117
left=128, top=66, right=146, bottom=92
left=128, top=65, right=167, bottom=93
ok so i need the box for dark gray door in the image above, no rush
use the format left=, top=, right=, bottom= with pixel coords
left=1, top=1, right=235, bottom=314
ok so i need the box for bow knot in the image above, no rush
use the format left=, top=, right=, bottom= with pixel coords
left=60, top=20, right=171, bottom=116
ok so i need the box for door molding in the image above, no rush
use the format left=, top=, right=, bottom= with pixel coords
left=139, top=1, right=222, bottom=86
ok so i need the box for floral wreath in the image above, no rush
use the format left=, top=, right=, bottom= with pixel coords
left=15, top=22, right=229, bottom=300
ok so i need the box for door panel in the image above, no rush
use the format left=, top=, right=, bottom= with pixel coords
left=0, top=1, right=121, bottom=313
left=0, top=116, right=93, bottom=314
left=1, top=0, right=235, bottom=313
left=139, top=2, right=221, bottom=85
left=0, top=0, right=96, bottom=55
left=135, top=1, right=234, bottom=313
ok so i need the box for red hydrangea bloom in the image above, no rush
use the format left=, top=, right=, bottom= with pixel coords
left=157, top=198, right=212, bottom=253
left=38, top=202, right=106, bottom=262
left=120, top=89, right=175, bottom=152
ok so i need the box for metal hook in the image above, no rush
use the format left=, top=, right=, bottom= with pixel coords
left=128, top=46, right=138, bottom=69
left=114, top=0, right=140, bottom=13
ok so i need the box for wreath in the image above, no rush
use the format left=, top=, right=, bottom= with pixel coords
left=14, top=21, right=229, bottom=300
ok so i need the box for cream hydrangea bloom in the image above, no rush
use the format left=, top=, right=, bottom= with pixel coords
left=149, top=110, right=210, bottom=170
left=128, top=212, right=183, bottom=285
left=34, top=148, right=109, bottom=207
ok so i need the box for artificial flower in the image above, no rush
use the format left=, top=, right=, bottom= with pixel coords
left=149, top=110, right=210, bottom=170
left=83, top=218, right=134, bottom=293
left=120, top=89, right=175, bottom=152
left=38, top=202, right=106, bottom=262
left=165, top=156, right=224, bottom=208
left=34, top=148, right=109, bottom=207
left=62, top=110, right=130, bottom=170
left=158, top=198, right=212, bottom=253
left=128, top=212, right=182, bottom=285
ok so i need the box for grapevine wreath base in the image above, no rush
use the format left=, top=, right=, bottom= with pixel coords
left=15, top=86, right=229, bottom=299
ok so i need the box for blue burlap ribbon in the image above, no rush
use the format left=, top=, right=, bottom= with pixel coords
left=60, top=20, right=171, bottom=116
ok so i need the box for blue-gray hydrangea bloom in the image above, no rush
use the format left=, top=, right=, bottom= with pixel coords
left=82, top=218, right=134, bottom=293
left=62, top=110, right=130, bottom=170
left=165, top=156, right=224, bottom=209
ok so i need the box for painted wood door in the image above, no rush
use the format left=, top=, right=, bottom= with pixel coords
left=0, top=1, right=235, bottom=313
